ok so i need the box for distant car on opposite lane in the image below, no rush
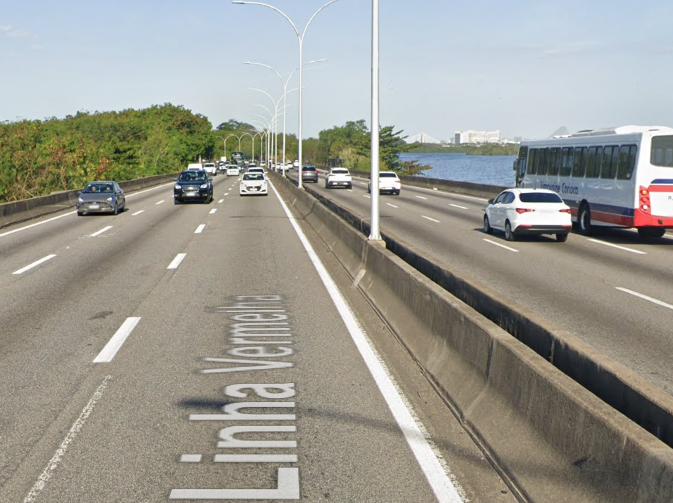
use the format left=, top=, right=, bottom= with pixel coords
left=483, top=188, right=572, bottom=242
left=77, top=181, right=126, bottom=216
left=240, top=172, right=268, bottom=196
left=174, top=170, right=213, bottom=204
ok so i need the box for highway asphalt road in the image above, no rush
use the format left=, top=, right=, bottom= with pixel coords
left=0, top=175, right=515, bottom=502
left=300, top=172, right=673, bottom=398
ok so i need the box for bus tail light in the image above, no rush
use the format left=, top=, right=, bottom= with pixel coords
left=639, top=186, right=652, bottom=215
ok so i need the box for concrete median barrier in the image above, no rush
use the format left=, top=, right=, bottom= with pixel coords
left=270, top=171, right=673, bottom=502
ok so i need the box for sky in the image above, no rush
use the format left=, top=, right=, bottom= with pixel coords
left=2, top=0, right=673, bottom=142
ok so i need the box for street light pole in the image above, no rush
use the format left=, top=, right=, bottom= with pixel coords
left=233, top=0, right=346, bottom=188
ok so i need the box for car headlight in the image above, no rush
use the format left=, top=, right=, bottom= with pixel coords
left=200, top=183, right=208, bottom=189
left=175, top=184, right=182, bottom=189
left=106, top=196, right=112, bottom=203
left=78, top=197, right=83, bottom=204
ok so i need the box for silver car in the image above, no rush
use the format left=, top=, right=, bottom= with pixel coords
left=77, top=181, right=126, bottom=216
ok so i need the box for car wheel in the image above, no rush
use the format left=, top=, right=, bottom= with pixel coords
left=556, top=233, right=568, bottom=242
left=578, top=204, right=592, bottom=236
left=638, top=227, right=666, bottom=239
left=77, top=211, right=84, bottom=216
left=505, top=221, right=516, bottom=241
left=396, top=190, right=400, bottom=195
left=113, top=202, right=119, bottom=215
left=483, top=215, right=493, bottom=234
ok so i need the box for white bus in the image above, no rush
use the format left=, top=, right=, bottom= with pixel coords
left=513, top=125, right=673, bottom=238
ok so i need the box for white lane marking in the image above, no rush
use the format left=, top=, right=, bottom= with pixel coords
left=93, top=317, right=142, bottom=363
left=155, top=200, right=165, bottom=205
left=386, top=203, right=399, bottom=208
left=422, top=215, right=440, bottom=223
left=132, top=210, right=144, bottom=216
left=209, top=209, right=217, bottom=215
left=89, top=226, right=113, bottom=237
left=364, top=194, right=371, bottom=199
left=588, top=238, right=646, bottom=255
left=12, top=254, right=57, bottom=275
left=616, top=287, right=673, bottom=310
left=218, top=199, right=224, bottom=204
left=449, top=204, right=468, bottom=210
left=415, top=195, right=428, bottom=200
left=224, top=193, right=229, bottom=196
left=195, top=224, right=206, bottom=234
left=271, top=181, right=465, bottom=502
left=0, top=212, right=76, bottom=238
left=23, top=376, right=112, bottom=503
left=167, top=253, right=186, bottom=270
left=483, top=238, right=519, bottom=252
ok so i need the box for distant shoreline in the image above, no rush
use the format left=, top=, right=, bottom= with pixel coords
left=406, top=143, right=518, bottom=156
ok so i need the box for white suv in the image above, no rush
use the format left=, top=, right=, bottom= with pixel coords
left=325, top=168, right=352, bottom=189
left=368, top=171, right=401, bottom=195
left=203, top=163, right=217, bottom=176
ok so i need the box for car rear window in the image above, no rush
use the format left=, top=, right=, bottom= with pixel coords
left=379, top=172, right=398, bottom=178
left=303, top=167, right=316, bottom=172
left=331, top=169, right=349, bottom=174
left=519, top=192, right=563, bottom=203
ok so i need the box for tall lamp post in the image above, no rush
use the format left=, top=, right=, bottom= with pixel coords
left=250, top=88, right=284, bottom=171
left=369, top=0, right=381, bottom=240
left=239, top=131, right=256, bottom=162
left=233, top=0, right=347, bottom=188
left=244, top=59, right=326, bottom=176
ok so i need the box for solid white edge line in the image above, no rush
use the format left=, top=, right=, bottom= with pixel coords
left=616, top=287, right=673, bottom=310
left=588, top=238, right=646, bottom=255
left=195, top=224, right=206, bottom=234
left=89, top=225, right=113, bottom=237
left=93, top=317, right=142, bottom=363
left=12, top=254, right=57, bottom=275
left=23, top=375, right=112, bottom=503
left=270, top=181, right=464, bottom=502
left=167, top=253, right=186, bottom=270
left=422, top=215, right=440, bottom=223
left=483, top=238, right=519, bottom=253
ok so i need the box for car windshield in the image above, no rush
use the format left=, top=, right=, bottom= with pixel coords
left=519, top=192, right=563, bottom=203
left=84, top=183, right=114, bottom=193
left=243, top=173, right=264, bottom=181
left=178, top=171, right=207, bottom=182
left=379, top=172, right=397, bottom=178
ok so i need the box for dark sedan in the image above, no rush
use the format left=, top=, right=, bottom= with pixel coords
left=301, top=165, right=318, bottom=183
left=77, top=181, right=126, bottom=216
left=174, top=170, right=213, bottom=204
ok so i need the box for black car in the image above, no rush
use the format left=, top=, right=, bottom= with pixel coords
left=77, top=181, right=126, bottom=216
left=174, top=170, right=213, bottom=204
left=301, top=165, right=318, bottom=183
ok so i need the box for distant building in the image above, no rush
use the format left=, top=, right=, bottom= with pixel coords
left=454, top=130, right=501, bottom=145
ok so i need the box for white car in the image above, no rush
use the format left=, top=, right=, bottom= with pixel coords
left=483, top=188, right=572, bottom=242
left=226, top=165, right=240, bottom=176
left=325, top=167, right=352, bottom=189
left=368, top=171, right=401, bottom=195
left=240, top=172, right=268, bottom=196
left=203, top=162, right=217, bottom=176
left=246, top=167, right=266, bottom=177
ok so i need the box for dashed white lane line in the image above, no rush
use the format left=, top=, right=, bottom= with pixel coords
left=155, top=200, right=165, bottom=205
left=132, top=210, right=144, bottom=216
left=449, top=204, right=468, bottom=210
left=209, top=209, right=217, bottom=215
left=12, top=254, right=57, bottom=275
left=218, top=199, right=225, bottom=204
left=271, top=181, right=465, bottom=503
left=195, top=224, right=206, bottom=234
left=386, top=203, right=399, bottom=208
left=422, top=215, right=440, bottom=223
left=23, top=375, right=112, bottom=503
left=364, top=194, right=371, bottom=199
left=167, top=253, right=187, bottom=270
left=616, top=287, right=673, bottom=310
left=89, top=226, right=113, bottom=237
left=93, top=317, right=142, bottom=363
left=588, top=238, right=646, bottom=255
left=483, top=238, right=519, bottom=252
left=415, top=195, right=428, bottom=200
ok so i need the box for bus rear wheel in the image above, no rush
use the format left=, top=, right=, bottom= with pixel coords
left=578, top=205, right=592, bottom=236
left=638, top=227, right=666, bottom=239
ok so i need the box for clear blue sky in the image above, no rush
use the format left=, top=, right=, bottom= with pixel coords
left=2, top=0, right=673, bottom=141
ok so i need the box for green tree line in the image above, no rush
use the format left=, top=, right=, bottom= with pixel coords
left=0, top=104, right=213, bottom=203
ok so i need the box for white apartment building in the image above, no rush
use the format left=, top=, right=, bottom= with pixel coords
left=454, top=130, right=501, bottom=145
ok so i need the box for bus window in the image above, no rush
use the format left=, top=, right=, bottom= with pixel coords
left=586, top=146, right=600, bottom=178
left=617, top=145, right=637, bottom=180
left=601, top=146, right=618, bottom=179
left=528, top=149, right=537, bottom=175
left=651, top=136, right=673, bottom=167
left=572, top=147, right=586, bottom=177
left=549, top=148, right=561, bottom=175
left=561, top=147, right=573, bottom=176
left=537, top=148, right=549, bottom=175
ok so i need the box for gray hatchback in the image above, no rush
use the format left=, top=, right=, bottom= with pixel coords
left=77, top=181, right=126, bottom=216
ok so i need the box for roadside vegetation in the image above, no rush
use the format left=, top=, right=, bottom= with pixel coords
left=408, top=142, right=519, bottom=156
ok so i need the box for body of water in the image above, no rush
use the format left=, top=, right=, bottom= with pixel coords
left=399, top=152, right=516, bottom=187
